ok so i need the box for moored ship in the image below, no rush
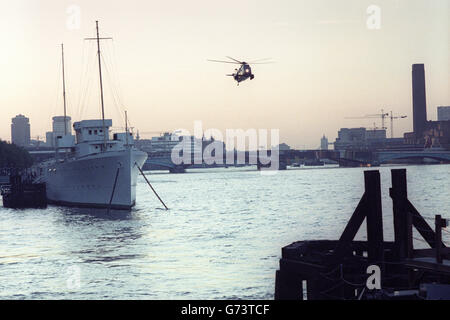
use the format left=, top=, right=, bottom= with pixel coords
left=36, top=21, right=147, bottom=209
left=38, top=120, right=147, bottom=209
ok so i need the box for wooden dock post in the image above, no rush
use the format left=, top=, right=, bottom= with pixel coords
left=435, top=215, right=447, bottom=264
left=332, top=170, right=384, bottom=262
left=364, top=170, right=384, bottom=264
left=390, top=169, right=413, bottom=259
left=390, top=169, right=445, bottom=250
left=274, top=270, right=303, bottom=300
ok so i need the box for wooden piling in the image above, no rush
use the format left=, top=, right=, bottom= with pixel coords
left=390, top=169, right=412, bottom=259
left=364, top=170, right=384, bottom=263
left=274, top=270, right=303, bottom=300
left=435, top=215, right=447, bottom=264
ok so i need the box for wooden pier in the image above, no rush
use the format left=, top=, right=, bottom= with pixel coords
left=275, top=169, right=450, bottom=300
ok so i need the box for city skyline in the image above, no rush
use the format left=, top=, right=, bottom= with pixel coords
left=0, top=0, right=449, bottom=148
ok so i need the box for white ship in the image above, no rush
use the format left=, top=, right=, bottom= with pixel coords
left=39, top=121, right=147, bottom=209
left=37, top=21, right=148, bottom=209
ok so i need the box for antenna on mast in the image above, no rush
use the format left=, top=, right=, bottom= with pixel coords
left=125, top=110, right=129, bottom=146
left=61, top=43, right=67, bottom=136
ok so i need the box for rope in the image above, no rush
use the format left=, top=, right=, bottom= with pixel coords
left=77, top=41, right=97, bottom=120
left=136, top=162, right=168, bottom=210
left=319, top=265, right=366, bottom=288
left=52, top=58, right=62, bottom=116
left=75, top=40, right=89, bottom=120
left=318, top=281, right=346, bottom=299
left=101, top=39, right=137, bottom=134
left=411, top=212, right=449, bottom=224
left=106, top=166, right=120, bottom=214
left=357, top=287, right=366, bottom=300
left=413, top=236, right=429, bottom=244
left=320, top=265, right=341, bottom=277
left=341, top=277, right=366, bottom=287
left=414, top=226, right=435, bottom=236
left=100, top=52, right=126, bottom=125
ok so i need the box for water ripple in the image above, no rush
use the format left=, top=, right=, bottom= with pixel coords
left=1, top=164, right=449, bottom=299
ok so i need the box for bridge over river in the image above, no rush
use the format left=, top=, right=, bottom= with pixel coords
left=376, top=149, right=450, bottom=163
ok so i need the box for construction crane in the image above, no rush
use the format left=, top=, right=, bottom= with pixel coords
left=368, top=122, right=383, bottom=131
left=389, top=111, right=407, bottom=138
left=365, top=109, right=389, bottom=130
left=345, top=108, right=389, bottom=129
left=346, top=109, right=407, bottom=138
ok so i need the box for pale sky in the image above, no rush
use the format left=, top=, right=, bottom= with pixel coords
left=0, top=0, right=448, bottom=148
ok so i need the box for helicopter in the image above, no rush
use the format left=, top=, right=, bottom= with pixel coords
left=207, top=56, right=273, bottom=85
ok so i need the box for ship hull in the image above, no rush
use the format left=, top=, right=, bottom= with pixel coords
left=43, top=149, right=147, bottom=209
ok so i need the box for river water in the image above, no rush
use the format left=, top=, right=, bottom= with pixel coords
left=1, top=164, right=449, bottom=299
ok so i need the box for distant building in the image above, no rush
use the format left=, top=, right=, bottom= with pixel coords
left=50, top=116, right=71, bottom=147
left=334, top=127, right=393, bottom=152
left=366, top=129, right=386, bottom=140
left=398, top=64, right=450, bottom=148
left=53, top=116, right=71, bottom=137
left=11, top=114, right=31, bottom=147
left=29, top=139, right=44, bottom=148
left=334, top=128, right=366, bottom=151
left=423, top=120, right=450, bottom=148
left=403, top=64, right=450, bottom=148
left=412, top=64, right=427, bottom=138
left=136, top=132, right=226, bottom=158
left=277, top=143, right=291, bottom=151
left=437, top=106, right=450, bottom=121
left=320, top=135, right=328, bottom=150
left=46, top=131, right=54, bottom=147
left=136, top=132, right=181, bottom=155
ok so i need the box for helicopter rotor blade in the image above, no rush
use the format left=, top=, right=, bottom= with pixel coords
left=207, top=59, right=241, bottom=64
left=247, top=58, right=273, bottom=63
left=248, top=61, right=274, bottom=65
left=225, top=56, right=243, bottom=64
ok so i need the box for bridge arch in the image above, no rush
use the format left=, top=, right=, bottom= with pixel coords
left=377, top=151, right=450, bottom=163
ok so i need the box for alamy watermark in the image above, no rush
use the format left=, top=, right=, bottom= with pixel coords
left=366, top=264, right=381, bottom=290
left=366, top=5, right=381, bottom=30
left=170, top=121, right=281, bottom=173
left=66, top=265, right=81, bottom=290
left=66, top=4, right=81, bottom=30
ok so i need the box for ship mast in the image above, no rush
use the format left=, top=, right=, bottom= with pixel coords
left=95, top=21, right=107, bottom=151
left=61, top=43, right=67, bottom=136
left=85, top=21, right=112, bottom=151
left=125, top=110, right=129, bottom=146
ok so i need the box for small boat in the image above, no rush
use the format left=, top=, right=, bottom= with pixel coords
left=304, top=159, right=324, bottom=166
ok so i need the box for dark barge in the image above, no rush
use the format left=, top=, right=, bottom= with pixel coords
left=1, top=170, right=47, bottom=209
